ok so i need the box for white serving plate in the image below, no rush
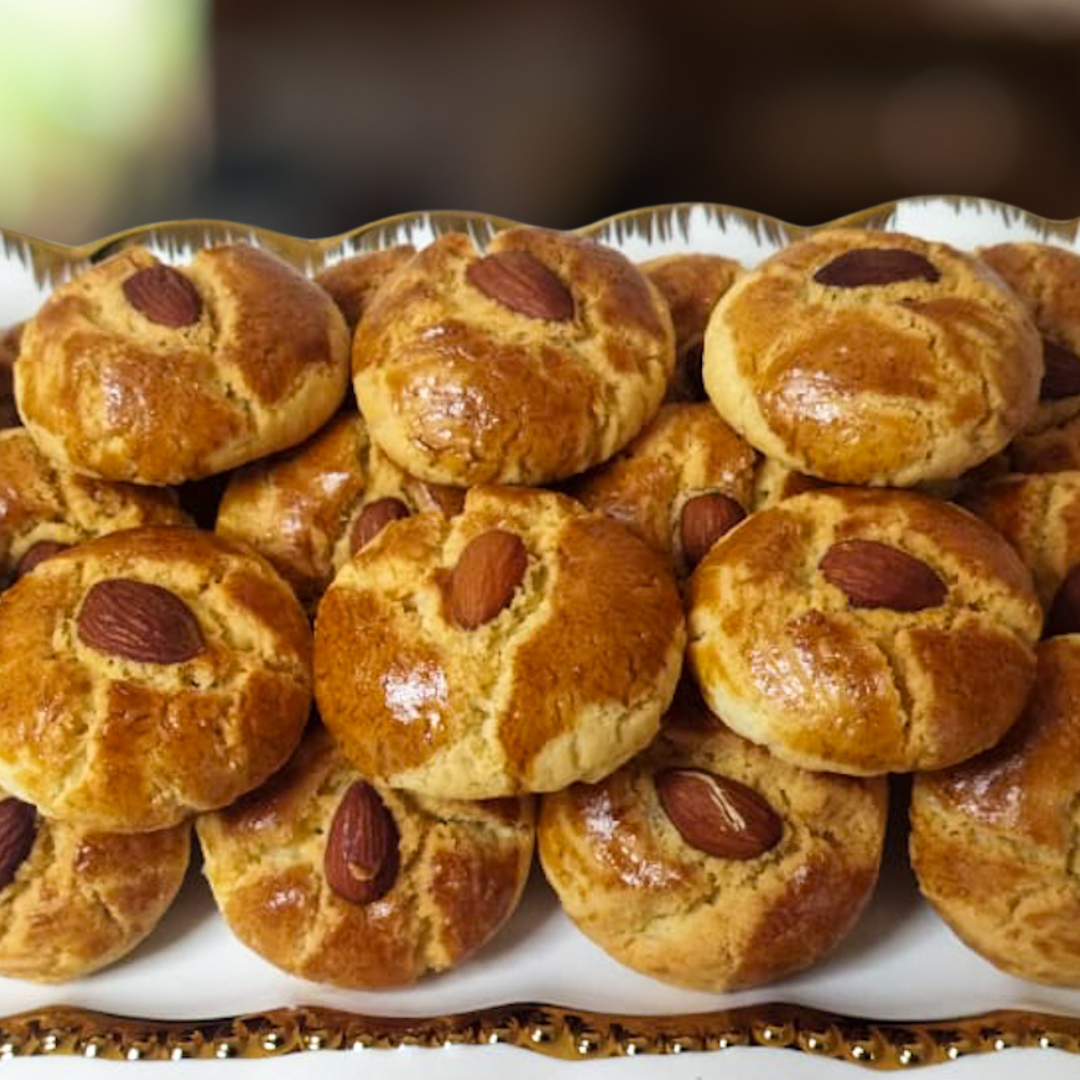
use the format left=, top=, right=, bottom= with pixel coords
left=2, top=196, right=1080, bottom=1077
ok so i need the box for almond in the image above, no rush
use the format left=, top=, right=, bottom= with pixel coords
left=1040, top=338, right=1080, bottom=401
left=813, top=248, right=941, bottom=287
left=1046, top=564, right=1080, bottom=638
left=122, top=264, right=203, bottom=327
left=448, top=529, right=528, bottom=630
left=819, top=539, right=947, bottom=612
left=324, top=781, right=399, bottom=905
left=350, top=497, right=409, bottom=554
left=14, top=540, right=68, bottom=580
left=0, top=797, right=36, bottom=891
left=77, top=578, right=205, bottom=663
left=680, top=493, right=745, bottom=569
left=655, top=768, right=782, bottom=860
left=465, top=250, right=574, bottom=321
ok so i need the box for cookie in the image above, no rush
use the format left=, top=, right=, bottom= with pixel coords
left=910, top=636, right=1080, bottom=985
left=15, top=244, right=349, bottom=484
left=217, top=409, right=463, bottom=610
left=0, top=792, right=189, bottom=982
left=0, top=526, right=312, bottom=831
left=197, top=723, right=534, bottom=988
left=571, top=402, right=757, bottom=577
left=314, top=246, right=415, bottom=334
left=702, top=228, right=1041, bottom=486
left=538, top=679, right=887, bottom=991
left=0, top=323, right=21, bottom=429
left=688, top=488, right=1042, bottom=774
left=352, top=227, right=675, bottom=486
left=639, top=253, right=743, bottom=402
left=0, top=428, right=185, bottom=588
left=314, top=485, right=686, bottom=798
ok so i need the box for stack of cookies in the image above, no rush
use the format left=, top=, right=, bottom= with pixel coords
left=1, top=217, right=1078, bottom=995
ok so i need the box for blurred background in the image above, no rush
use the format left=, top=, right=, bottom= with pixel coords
left=3, top=0, right=1080, bottom=243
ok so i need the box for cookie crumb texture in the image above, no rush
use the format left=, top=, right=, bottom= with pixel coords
left=14, top=245, right=349, bottom=485
left=197, top=725, right=534, bottom=988
left=0, top=526, right=313, bottom=831
left=314, top=486, right=686, bottom=798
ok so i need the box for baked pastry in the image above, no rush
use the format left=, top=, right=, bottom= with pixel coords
left=0, top=790, right=189, bottom=982
left=217, top=409, right=463, bottom=610
left=978, top=242, right=1080, bottom=434
left=0, top=322, right=21, bottom=428
left=314, top=246, right=415, bottom=334
left=962, top=471, right=1080, bottom=612
left=197, top=723, right=534, bottom=988
left=352, top=227, right=675, bottom=486
left=0, top=526, right=312, bottom=831
left=0, top=428, right=184, bottom=589
left=688, top=488, right=1042, bottom=774
left=314, top=485, right=685, bottom=798
left=538, top=678, right=887, bottom=991
left=910, top=636, right=1080, bottom=985
left=15, top=244, right=350, bottom=484
left=1012, top=412, right=1080, bottom=474
left=702, top=228, right=1041, bottom=486
left=571, top=402, right=757, bottom=576
left=639, top=253, right=742, bottom=402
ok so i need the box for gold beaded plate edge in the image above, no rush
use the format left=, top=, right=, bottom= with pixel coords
left=2, top=196, right=1080, bottom=1071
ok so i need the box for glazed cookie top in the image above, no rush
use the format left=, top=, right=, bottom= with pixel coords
left=352, top=227, right=675, bottom=486
left=0, top=526, right=312, bottom=831
left=0, top=428, right=184, bottom=588
left=978, top=242, right=1080, bottom=433
left=15, top=244, right=350, bottom=484
left=314, top=486, right=686, bottom=798
left=702, top=228, right=1041, bottom=486
left=314, top=246, right=415, bottom=333
left=688, top=488, right=1042, bottom=774
left=217, top=410, right=463, bottom=609
left=197, top=724, right=534, bottom=989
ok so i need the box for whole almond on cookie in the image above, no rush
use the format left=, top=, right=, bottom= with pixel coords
left=465, top=250, right=574, bottom=321
left=324, top=781, right=399, bottom=905
left=122, top=265, right=203, bottom=327
left=1041, top=339, right=1080, bottom=401
left=448, top=529, right=528, bottom=629
left=680, top=493, right=745, bottom=569
left=0, top=797, right=35, bottom=891
left=813, top=248, right=941, bottom=287
left=819, top=539, right=947, bottom=612
left=350, top=498, right=409, bottom=554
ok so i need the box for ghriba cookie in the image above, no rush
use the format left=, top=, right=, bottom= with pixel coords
left=217, top=409, right=463, bottom=610
left=702, top=228, right=1041, bottom=486
left=910, top=636, right=1080, bottom=985
left=538, top=679, right=887, bottom=991
left=0, top=792, right=189, bottom=982
left=352, top=227, right=675, bottom=486
left=197, top=723, right=533, bottom=988
left=314, top=246, right=415, bottom=333
left=15, top=244, right=349, bottom=484
left=314, top=485, right=685, bottom=798
left=0, top=428, right=184, bottom=588
left=688, top=488, right=1042, bottom=774
left=0, top=526, right=312, bottom=831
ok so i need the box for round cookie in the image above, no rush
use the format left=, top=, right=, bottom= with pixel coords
left=0, top=791, right=190, bottom=982
left=702, top=228, right=1041, bottom=486
left=352, top=226, right=675, bottom=486
left=0, top=526, right=312, bottom=831
left=538, top=679, right=887, bottom=991
left=0, top=322, right=21, bottom=429
left=0, top=427, right=185, bottom=588
left=978, top=242, right=1080, bottom=434
left=15, top=244, right=349, bottom=484
left=314, top=485, right=686, bottom=798
left=639, top=253, right=743, bottom=403
left=314, top=246, right=415, bottom=334
left=571, top=402, right=757, bottom=577
left=688, top=488, right=1042, bottom=775
left=910, top=636, right=1080, bottom=985
left=217, top=409, right=463, bottom=611
left=197, top=723, right=534, bottom=989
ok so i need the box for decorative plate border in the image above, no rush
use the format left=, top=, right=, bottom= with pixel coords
left=2, top=196, right=1080, bottom=1067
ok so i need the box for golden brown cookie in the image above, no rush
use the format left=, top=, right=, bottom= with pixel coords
left=352, top=227, right=675, bottom=486
left=197, top=723, right=533, bottom=988
left=0, top=323, right=21, bottom=429
left=0, top=792, right=190, bottom=982
left=910, top=636, right=1080, bottom=985
left=15, top=244, right=349, bottom=484
left=688, top=488, right=1042, bottom=774
left=314, top=246, right=415, bottom=334
left=0, top=526, right=312, bottom=831
left=640, top=253, right=743, bottom=402
left=702, top=228, right=1041, bottom=486
left=216, top=409, right=463, bottom=610
left=0, top=428, right=185, bottom=588
left=314, top=485, right=685, bottom=798
left=538, top=680, right=887, bottom=991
